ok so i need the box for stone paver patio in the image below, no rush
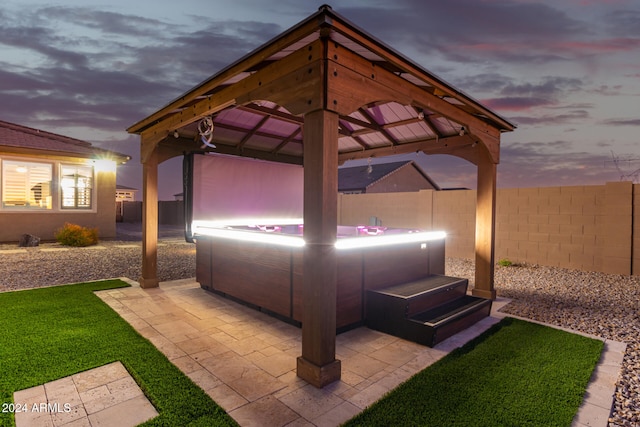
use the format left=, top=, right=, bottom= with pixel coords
left=13, top=361, right=157, bottom=427
left=12, top=277, right=625, bottom=426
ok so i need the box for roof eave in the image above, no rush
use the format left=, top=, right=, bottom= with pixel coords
left=0, top=144, right=130, bottom=164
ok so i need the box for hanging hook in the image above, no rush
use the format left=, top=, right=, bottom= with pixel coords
left=198, top=116, right=216, bottom=148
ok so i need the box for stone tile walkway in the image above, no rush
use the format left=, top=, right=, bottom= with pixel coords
left=13, top=361, right=158, bottom=427
left=83, top=278, right=623, bottom=427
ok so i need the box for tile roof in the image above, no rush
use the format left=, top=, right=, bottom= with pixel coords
left=0, top=120, right=129, bottom=162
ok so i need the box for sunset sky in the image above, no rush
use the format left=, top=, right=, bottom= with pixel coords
left=1, top=0, right=638, bottom=199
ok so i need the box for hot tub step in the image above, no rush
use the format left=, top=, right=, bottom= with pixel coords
left=365, top=275, right=492, bottom=347
left=407, top=296, right=492, bottom=346
left=366, top=275, right=468, bottom=323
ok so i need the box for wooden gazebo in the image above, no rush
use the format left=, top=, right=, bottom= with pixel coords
left=127, top=5, right=515, bottom=387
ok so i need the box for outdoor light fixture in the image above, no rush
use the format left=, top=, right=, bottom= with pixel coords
left=196, top=227, right=306, bottom=247
left=192, top=220, right=446, bottom=250
left=335, top=231, right=446, bottom=250
left=193, top=218, right=304, bottom=228
left=92, top=159, right=117, bottom=173
left=417, top=108, right=425, bottom=120
left=173, top=130, right=179, bottom=138
left=459, top=126, right=466, bottom=136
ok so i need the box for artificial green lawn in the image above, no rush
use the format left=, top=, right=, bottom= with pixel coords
left=344, top=317, right=604, bottom=427
left=0, top=279, right=237, bottom=427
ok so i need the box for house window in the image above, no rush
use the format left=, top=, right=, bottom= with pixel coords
left=60, top=164, right=93, bottom=209
left=1, top=160, right=53, bottom=209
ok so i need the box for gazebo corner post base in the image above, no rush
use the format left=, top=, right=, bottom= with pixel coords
left=296, top=356, right=341, bottom=388
left=471, top=288, right=496, bottom=300
left=138, top=277, right=159, bottom=289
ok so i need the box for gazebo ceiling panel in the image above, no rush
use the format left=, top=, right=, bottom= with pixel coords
left=209, top=127, right=247, bottom=145
left=356, top=133, right=394, bottom=147
left=387, top=121, right=435, bottom=142
left=337, top=137, right=367, bottom=152
left=276, top=141, right=303, bottom=157
left=216, top=108, right=263, bottom=129
left=364, top=102, right=410, bottom=124
left=432, top=116, right=462, bottom=135
left=257, top=119, right=301, bottom=138
left=242, top=135, right=283, bottom=151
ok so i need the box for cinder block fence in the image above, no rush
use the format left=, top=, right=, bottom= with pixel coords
left=339, top=182, right=639, bottom=276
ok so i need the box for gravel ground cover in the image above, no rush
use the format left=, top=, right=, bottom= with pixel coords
left=0, top=239, right=196, bottom=291
left=0, top=239, right=637, bottom=426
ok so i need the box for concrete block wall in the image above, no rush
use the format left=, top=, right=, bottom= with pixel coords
left=634, top=184, right=640, bottom=275
left=338, top=182, right=637, bottom=276
left=338, top=190, right=433, bottom=230
left=494, top=185, right=605, bottom=271
left=599, top=181, right=633, bottom=275
left=432, top=190, right=476, bottom=259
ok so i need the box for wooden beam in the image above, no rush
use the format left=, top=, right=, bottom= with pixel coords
left=339, top=114, right=379, bottom=131
left=338, top=134, right=475, bottom=163
left=157, top=141, right=186, bottom=163
left=297, top=108, right=341, bottom=388
left=139, top=99, right=235, bottom=163
left=140, top=147, right=159, bottom=288
left=271, top=128, right=302, bottom=154
left=472, top=150, right=497, bottom=300
left=238, top=115, right=270, bottom=149
left=240, top=103, right=304, bottom=125
left=357, top=107, right=399, bottom=145
left=212, top=144, right=303, bottom=165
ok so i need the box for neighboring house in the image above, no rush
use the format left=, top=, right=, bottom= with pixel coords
left=115, top=185, right=139, bottom=223
left=338, top=160, right=440, bottom=194
left=0, top=120, right=130, bottom=242
left=116, top=185, right=138, bottom=202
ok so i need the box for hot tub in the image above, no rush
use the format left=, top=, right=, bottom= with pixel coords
left=193, top=221, right=446, bottom=330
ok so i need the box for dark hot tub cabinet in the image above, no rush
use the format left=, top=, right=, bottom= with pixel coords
left=193, top=223, right=491, bottom=347
left=186, top=153, right=491, bottom=347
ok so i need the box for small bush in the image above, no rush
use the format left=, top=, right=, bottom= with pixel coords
left=497, top=258, right=513, bottom=267
left=55, top=222, right=99, bottom=247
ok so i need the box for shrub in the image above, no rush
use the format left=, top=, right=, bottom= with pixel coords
left=55, top=222, right=99, bottom=247
left=497, top=258, right=513, bottom=267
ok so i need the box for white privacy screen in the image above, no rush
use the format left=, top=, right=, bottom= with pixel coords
left=192, top=154, right=303, bottom=224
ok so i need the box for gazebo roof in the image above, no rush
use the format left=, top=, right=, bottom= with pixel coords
left=128, top=5, right=514, bottom=166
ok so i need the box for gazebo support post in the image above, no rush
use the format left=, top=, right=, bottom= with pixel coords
left=140, top=147, right=159, bottom=288
left=296, top=109, right=341, bottom=387
left=472, top=153, right=497, bottom=299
